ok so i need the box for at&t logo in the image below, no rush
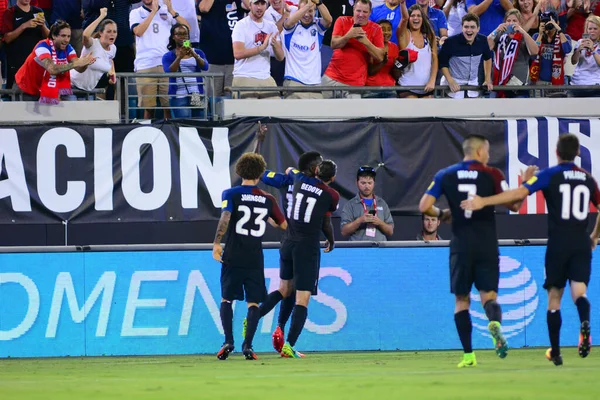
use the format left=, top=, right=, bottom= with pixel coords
left=470, top=256, right=539, bottom=338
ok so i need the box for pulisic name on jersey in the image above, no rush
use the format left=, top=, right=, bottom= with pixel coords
left=301, top=183, right=323, bottom=196
left=563, top=170, right=586, bottom=181
left=241, top=194, right=266, bottom=203
left=457, top=170, right=479, bottom=179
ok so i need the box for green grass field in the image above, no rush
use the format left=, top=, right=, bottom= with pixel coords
left=1, top=348, right=598, bottom=400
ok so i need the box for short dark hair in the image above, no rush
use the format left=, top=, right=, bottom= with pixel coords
left=318, top=160, right=337, bottom=182
left=462, top=134, right=488, bottom=156
left=462, top=13, right=480, bottom=27
left=556, top=134, right=579, bottom=162
left=377, top=19, right=393, bottom=29
left=298, top=151, right=323, bottom=176
left=353, top=0, right=373, bottom=11
left=50, top=20, right=71, bottom=39
left=235, top=153, right=267, bottom=180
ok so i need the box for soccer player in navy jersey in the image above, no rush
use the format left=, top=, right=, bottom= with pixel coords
left=419, top=134, right=534, bottom=368
left=462, top=133, right=600, bottom=366
left=212, top=152, right=288, bottom=361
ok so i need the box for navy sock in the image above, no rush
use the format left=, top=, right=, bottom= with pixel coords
left=244, top=305, right=260, bottom=349
left=259, top=291, right=283, bottom=317
left=575, top=296, right=590, bottom=324
left=454, top=310, right=473, bottom=353
left=484, top=300, right=503, bottom=323
left=286, top=305, right=308, bottom=347
left=547, top=310, right=562, bottom=357
left=220, top=301, right=234, bottom=345
left=278, top=292, right=296, bottom=330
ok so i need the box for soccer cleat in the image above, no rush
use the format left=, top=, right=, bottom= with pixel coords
left=488, top=321, right=509, bottom=359
left=280, top=342, right=302, bottom=359
left=545, top=348, right=563, bottom=366
left=578, top=320, right=592, bottom=358
left=243, top=347, right=258, bottom=360
left=457, top=352, right=477, bottom=368
left=216, top=343, right=234, bottom=360
left=272, top=326, right=285, bottom=353
left=242, top=318, right=247, bottom=341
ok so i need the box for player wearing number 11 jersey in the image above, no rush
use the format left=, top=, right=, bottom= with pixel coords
left=213, top=153, right=287, bottom=361
left=419, top=134, right=528, bottom=368
left=462, top=134, right=600, bottom=366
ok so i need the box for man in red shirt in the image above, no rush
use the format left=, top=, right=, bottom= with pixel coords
left=321, top=0, right=384, bottom=97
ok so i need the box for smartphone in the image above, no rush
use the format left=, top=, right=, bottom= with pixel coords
left=506, top=24, right=515, bottom=34
left=183, top=40, right=191, bottom=48
left=368, top=209, right=376, bottom=215
left=353, top=23, right=361, bottom=27
left=582, top=33, right=591, bottom=39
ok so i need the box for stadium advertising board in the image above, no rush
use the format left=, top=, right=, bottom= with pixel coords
left=1, top=245, right=598, bottom=357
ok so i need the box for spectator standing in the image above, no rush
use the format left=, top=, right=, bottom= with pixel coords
left=369, top=0, right=402, bottom=44
left=364, top=19, right=399, bottom=97
left=70, top=8, right=117, bottom=96
left=415, top=0, right=448, bottom=42
left=130, top=0, right=189, bottom=119
left=513, top=0, right=542, bottom=35
left=281, top=0, right=332, bottom=98
left=340, top=166, right=394, bottom=241
left=396, top=1, right=438, bottom=97
left=162, top=23, right=209, bottom=117
left=173, top=0, right=199, bottom=45
left=466, top=0, right=512, bottom=35
left=322, top=0, right=385, bottom=97
left=30, top=0, right=51, bottom=21
left=1, top=0, right=49, bottom=92
left=439, top=13, right=493, bottom=97
left=15, top=20, right=95, bottom=101
left=569, top=15, right=600, bottom=96
left=443, top=0, right=467, bottom=36
left=565, top=0, right=597, bottom=77
left=50, top=0, right=83, bottom=55
left=530, top=10, right=572, bottom=94
left=231, top=0, right=284, bottom=98
left=320, top=0, right=354, bottom=73
left=416, top=214, right=442, bottom=240
left=264, top=0, right=298, bottom=85
left=488, top=9, right=538, bottom=97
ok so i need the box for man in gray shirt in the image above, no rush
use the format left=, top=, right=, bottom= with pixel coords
left=340, top=166, right=394, bottom=241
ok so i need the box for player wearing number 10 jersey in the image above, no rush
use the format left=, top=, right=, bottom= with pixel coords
left=419, top=134, right=527, bottom=368
left=212, top=153, right=287, bottom=361
left=462, top=134, right=600, bottom=366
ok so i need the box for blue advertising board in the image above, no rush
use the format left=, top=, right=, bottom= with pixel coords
left=0, top=245, right=598, bottom=357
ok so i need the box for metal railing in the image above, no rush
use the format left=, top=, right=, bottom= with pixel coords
left=115, top=72, right=224, bottom=122
left=0, top=87, right=107, bottom=101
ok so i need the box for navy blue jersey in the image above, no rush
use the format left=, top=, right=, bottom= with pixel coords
left=287, top=173, right=340, bottom=242
left=220, top=185, right=286, bottom=268
left=523, top=162, right=600, bottom=245
left=198, top=0, right=245, bottom=65
left=426, top=160, right=507, bottom=252
left=261, top=168, right=299, bottom=220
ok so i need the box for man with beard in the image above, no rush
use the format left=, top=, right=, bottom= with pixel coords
left=341, top=165, right=394, bottom=241
left=417, top=214, right=443, bottom=241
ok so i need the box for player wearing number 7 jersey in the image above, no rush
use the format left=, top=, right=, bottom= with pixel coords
left=461, top=134, right=600, bottom=366
left=213, top=153, right=288, bottom=361
left=419, top=134, right=531, bottom=368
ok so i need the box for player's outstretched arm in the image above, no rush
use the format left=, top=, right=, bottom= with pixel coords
left=418, top=194, right=451, bottom=222
left=252, top=121, right=267, bottom=154
left=322, top=215, right=335, bottom=253
left=591, top=212, right=600, bottom=250
left=462, top=186, right=530, bottom=211
left=212, top=211, right=231, bottom=262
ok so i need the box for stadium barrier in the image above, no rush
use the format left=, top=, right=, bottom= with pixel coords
left=1, top=240, right=598, bottom=358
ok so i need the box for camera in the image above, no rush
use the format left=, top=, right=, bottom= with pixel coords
left=539, top=11, right=557, bottom=30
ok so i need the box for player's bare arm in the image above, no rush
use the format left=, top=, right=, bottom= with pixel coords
left=252, top=121, right=267, bottom=154
left=418, top=194, right=451, bottom=223
left=462, top=186, right=530, bottom=211
left=212, top=211, right=231, bottom=262
left=502, top=166, right=539, bottom=212
left=322, top=215, right=335, bottom=252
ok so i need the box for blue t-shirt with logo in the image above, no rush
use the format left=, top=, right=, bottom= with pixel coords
left=369, top=3, right=402, bottom=44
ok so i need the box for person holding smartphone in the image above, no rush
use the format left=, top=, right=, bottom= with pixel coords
left=569, top=15, right=600, bottom=97
left=340, top=166, right=394, bottom=242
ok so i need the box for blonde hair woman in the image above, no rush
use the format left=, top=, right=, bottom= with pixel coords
left=570, top=15, right=600, bottom=97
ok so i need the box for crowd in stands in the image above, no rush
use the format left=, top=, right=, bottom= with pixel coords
left=0, top=0, right=598, bottom=111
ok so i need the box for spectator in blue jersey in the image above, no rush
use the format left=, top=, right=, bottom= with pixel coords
left=439, top=13, right=493, bottom=97
left=50, top=0, right=84, bottom=55
left=282, top=0, right=332, bottom=98
left=162, top=23, right=209, bottom=118
left=369, top=0, right=402, bottom=44
left=198, top=0, right=247, bottom=99
left=466, top=0, right=512, bottom=36
left=414, top=0, right=448, bottom=45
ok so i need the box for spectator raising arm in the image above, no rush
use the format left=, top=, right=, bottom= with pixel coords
left=133, top=0, right=159, bottom=36
left=82, top=6, right=108, bottom=48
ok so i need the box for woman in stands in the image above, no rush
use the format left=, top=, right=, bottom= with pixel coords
left=70, top=8, right=117, bottom=99
left=487, top=9, right=539, bottom=98
left=364, top=20, right=399, bottom=98
left=162, top=23, right=209, bottom=119
left=442, top=0, right=467, bottom=37
left=395, top=1, right=437, bottom=98
left=14, top=20, right=95, bottom=103
left=570, top=15, right=600, bottom=97
left=512, top=0, right=542, bottom=36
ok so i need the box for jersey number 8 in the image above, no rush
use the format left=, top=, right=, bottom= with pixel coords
left=235, top=205, right=268, bottom=237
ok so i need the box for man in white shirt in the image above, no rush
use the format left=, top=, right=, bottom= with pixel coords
left=264, top=0, right=298, bottom=85
left=231, top=0, right=285, bottom=98
left=130, top=0, right=189, bottom=118
left=282, top=0, right=332, bottom=98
